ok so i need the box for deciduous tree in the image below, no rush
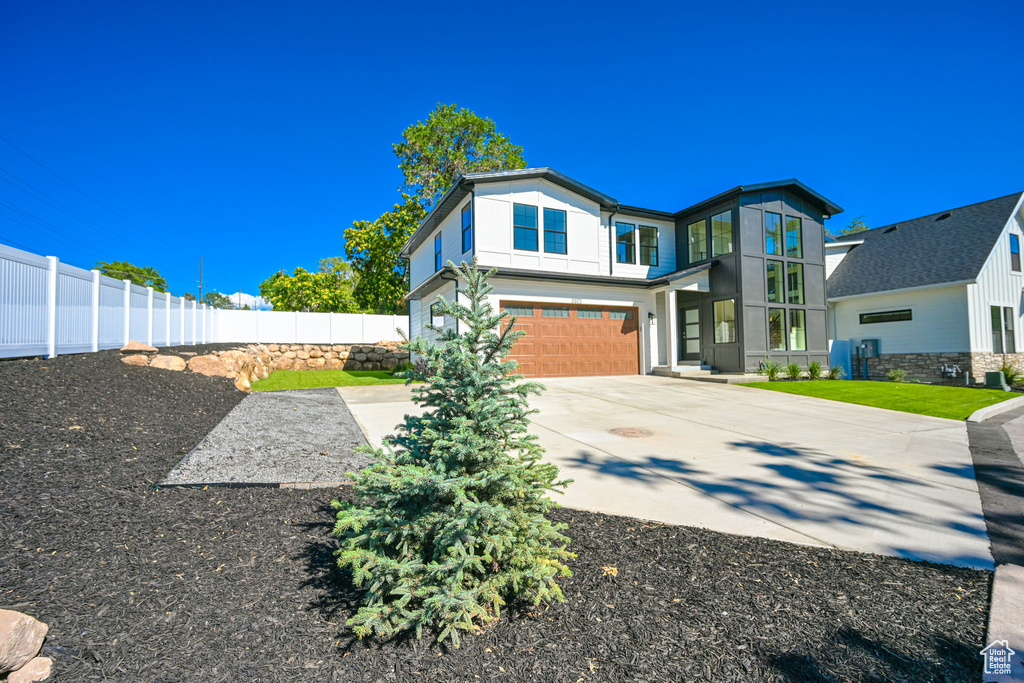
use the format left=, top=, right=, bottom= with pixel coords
left=258, top=258, right=360, bottom=312
left=201, top=292, right=234, bottom=309
left=95, top=260, right=167, bottom=292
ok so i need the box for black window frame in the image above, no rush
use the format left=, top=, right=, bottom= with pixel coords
left=992, top=306, right=1004, bottom=354
left=765, top=212, right=783, bottom=256
left=1005, top=307, right=1016, bottom=353
left=430, top=302, right=445, bottom=325
left=859, top=309, right=913, bottom=324
left=639, top=225, right=659, bottom=266
left=461, top=203, right=472, bottom=253
left=711, top=210, right=733, bottom=257
left=1012, top=234, right=1021, bottom=272
left=513, top=203, right=539, bottom=252
left=766, top=260, right=785, bottom=304
left=543, top=207, right=567, bottom=254
left=433, top=232, right=442, bottom=272
left=615, top=222, right=636, bottom=264
left=686, top=218, right=708, bottom=264
left=785, top=215, right=803, bottom=258
left=787, top=262, right=805, bottom=305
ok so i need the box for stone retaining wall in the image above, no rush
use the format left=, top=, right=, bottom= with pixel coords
left=264, top=343, right=408, bottom=372
left=858, top=352, right=1024, bottom=383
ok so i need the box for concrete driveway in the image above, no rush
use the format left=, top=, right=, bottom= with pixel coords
left=338, top=375, right=993, bottom=569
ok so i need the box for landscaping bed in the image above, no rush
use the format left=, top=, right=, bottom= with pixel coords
left=0, top=349, right=991, bottom=681
left=741, top=379, right=1017, bottom=420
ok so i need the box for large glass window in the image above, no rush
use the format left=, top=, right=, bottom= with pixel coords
left=711, top=211, right=733, bottom=256
left=789, top=309, right=807, bottom=351
left=860, top=310, right=912, bottom=324
left=713, top=299, right=736, bottom=343
left=543, top=208, right=567, bottom=254
left=434, top=232, right=442, bottom=272
left=542, top=306, right=569, bottom=318
left=786, top=216, right=803, bottom=258
left=766, top=260, right=785, bottom=303
left=639, top=226, right=659, bottom=266
left=993, top=306, right=1004, bottom=353
left=768, top=309, right=786, bottom=351
left=765, top=212, right=783, bottom=256
left=513, top=204, right=538, bottom=251
left=1005, top=307, right=1016, bottom=353
left=616, top=222, right=636, bottom=264
left=461, top=203, right=472, bottom=253
left=1012, top=234, right=1021, bottom=272
left=787, top=263, right=804, bottom=304
left=687, top=219, right=707, bottom=263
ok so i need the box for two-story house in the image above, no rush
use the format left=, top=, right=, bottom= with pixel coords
left=400, top=168, right=842, bottom=378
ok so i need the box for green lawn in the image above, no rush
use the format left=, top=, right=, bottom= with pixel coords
left=251, top=369, right=408, bottom=392
left=738, top=379, right=1018, bottom=420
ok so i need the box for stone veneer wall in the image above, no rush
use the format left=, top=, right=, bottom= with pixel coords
left=265, top=343, right=409, bottom=372
left=857, top=352, right=1024, bottom=383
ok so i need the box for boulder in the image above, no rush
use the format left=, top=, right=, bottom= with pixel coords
left=234, top=374, right=251, bottom=392
left=364, top=361, right=381, bottom=371
left=306, top=357, right=326, bottom=370
left=381, top=357, right=398, bottom=370
left=272, top=356, right=293, bottom=371
left=309, top=348, right=323, bottom=358
left=373, top=346, right=387, bottom=355
left=120, top=354, right=150, bottom=367
left=302, top=344, right=314, bottom=352
left=149, top=355, right=186, bottom=371
left=346, top=361, right=363, bottom=371
left=267, top=344, right=279, bottom=352
left=284, top=351, right=297, bottom=359
left=292, top=359, right=307, bottom=371
left=188, top=355, right=230, bottom=377
left=354, top=353, right=368, bottom=362
left=326, top=358, right=343, bottom=370
left=324, top=351, right=337, bottom=360
left=0, top=610, right=48, bottom=675
left=367, top=353, right=382, bottom=362
left=120, top=340, right=158, bottom=354
left=331, top=345, right=347, bottom=352
left=296, top=351, right=310, bottom=360
left=7, top=656, right=52, bottom=683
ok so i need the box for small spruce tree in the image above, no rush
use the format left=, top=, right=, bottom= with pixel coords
left=332, top=260, right=573, bottom=646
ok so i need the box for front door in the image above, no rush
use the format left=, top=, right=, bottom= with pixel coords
left=679, top=306, right=701, bottom=361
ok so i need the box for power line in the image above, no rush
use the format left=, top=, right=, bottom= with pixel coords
left=0, top=196, right=111, bottom=257
left=0, top=210, right=107, bottom=262
left=0, top=133, right=145, bottom=230
left=0, top=168, right=128, bottom=243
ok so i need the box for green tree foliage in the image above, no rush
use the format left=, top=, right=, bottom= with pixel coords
left=201, top=292, right=234, bottom=309
left=394, top=103, right=526, bottom=211
left=332, top=261, right=573, bottom=646
left=183, top=292, right=196, bottom=302
left=837, top=215, right=870, bottom=236
left=258, top=258, right=360, bottom=312
left=95, top=260, right=167, bottom=292
left=344, top=196, right=426, bottom=314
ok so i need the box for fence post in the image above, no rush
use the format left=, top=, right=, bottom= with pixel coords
left=123, top=279, right=131, bottom=345
left=360, top=313, right=366, bottom=344
left=201, top=304, right=206, bottom=344
left=164, top=291, right=171, bottom=346
left=91, top=269, right=100, bottom=352
left=191, top=300, right=197, bottom=345
left=45, top=255, right=58, bottom=358
left=179, top=297, right=185, bottom=346
left=146, top=287, right=154, bottom=346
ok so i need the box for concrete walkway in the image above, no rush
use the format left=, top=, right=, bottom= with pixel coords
left=339, top=374, right=993, bottom=569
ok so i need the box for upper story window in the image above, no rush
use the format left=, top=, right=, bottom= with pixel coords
left=687, top=219, right=707, bottom=263
left=1011, top=234, right=1021, bottom=272
left=786, top=216, right=803, bottom=258
left=639, top=226, right=658, bottom=266
left=461, top=203, right=472, bottom=253
left=711, top=211, right=733, bottom=256
left=787, top=263, right=804, bottom=304
left=434, top=232, right=442, bottom=272
left=713, top=299, right=736, bottom=344
left=765, top=212, right=783, bottom=256
left=543, top=208, right=567, bottom=254
left=766, top=260, right=784, bottom=303
left=616, top=222, right=636, bottom=264
left=513, top=203, right=538, bottom=251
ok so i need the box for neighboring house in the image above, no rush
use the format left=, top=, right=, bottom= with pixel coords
left=826, top=191, right=1024, bottom=382
left=400, top=168, right=841, bottom=378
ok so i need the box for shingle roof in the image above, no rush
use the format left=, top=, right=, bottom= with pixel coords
left=826, top=192, right=1023, bottom=299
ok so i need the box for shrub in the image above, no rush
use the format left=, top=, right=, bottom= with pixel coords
left=828, top=364, right=846, bottom=380
left=887, top=368, right=907, bottom=382
left=807, top=361, right=822, bottom=380
left=761, top=359, right=783, bottom=381
left=785, top=362, right=802, bottom=380
left=332, top=260, right=573, bottom=646
left=389, top=360, right=414, bottom=375
left=1000, top=361, right=1023, bottom=387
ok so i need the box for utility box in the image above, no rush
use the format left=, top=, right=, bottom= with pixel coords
left=860, top=339, right=880, bottom=358
left=985, top=371, right=1010, bottom=391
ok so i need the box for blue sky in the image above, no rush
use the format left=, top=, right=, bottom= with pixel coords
left=2, top=0, right=1022, bottom=298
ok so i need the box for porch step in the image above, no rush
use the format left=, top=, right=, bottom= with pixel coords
left=673, top=373, right=767, bottom=384
left=652, top=365, right=714, bottom=378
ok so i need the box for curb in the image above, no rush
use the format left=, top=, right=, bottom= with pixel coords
left=984, top=563, right=1024, bottom=681
left=968, top=395, right=1024, bottom=423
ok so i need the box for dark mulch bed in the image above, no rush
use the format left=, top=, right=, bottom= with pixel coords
left=0, top=349, right=991, bottom=682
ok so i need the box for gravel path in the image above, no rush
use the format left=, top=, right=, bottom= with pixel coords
left=0, top=348, right=992, bottom=681
left=161, top=388, right=369, bottom=486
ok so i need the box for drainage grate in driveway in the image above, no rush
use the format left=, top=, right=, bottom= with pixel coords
left=609, top=427, right=653, bottom=438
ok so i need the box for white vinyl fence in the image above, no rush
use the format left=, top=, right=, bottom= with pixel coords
left=0, top=242, right=406, bottom=360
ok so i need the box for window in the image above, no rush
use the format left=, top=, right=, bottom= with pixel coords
left=713, top=299, right=736, bottom=343
left=787, top=263, right=804, bottom=304
left=639, top=226, right=659, bottom=266
left=434, top=232, right=442, bottom=272
left=543, top=207, right=567, bottom=254
left=503, top=305, right=533, bottom=317
left=430, top=302, right=444, bottom=325
left=711, top=211, right=733, bottom=256
left=766, top=260, right=785, bottom=303
left=1005, top=307, right=1016, bottom=353
left=461, top=203, right=472, bottom=253
left=609, top=309, right=634, bottom=320
left=1012, top=234, right=1021, bottom=272
left=513, top=203, right=538, bottom=251
left=765, top=212, right=783, bottom=256
left=859, top=309, right=912, bottom=324
left=542, top=306, right=569, bottom=318
left=789, top=309, right=806, bottom=351
left=577, top=309, right=602, bottom=319
left=768, top=308, right=786, bottom=351
left=786, top=216, right=803, bottom=258
left=687, top=219, right=707, bottom=263
left=993, top=306, right=1004, bottom=354
left=616, top=222, right=636, bottom=264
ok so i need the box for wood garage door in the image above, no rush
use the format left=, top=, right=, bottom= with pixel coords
left=500, top=301, right=640, bottom=378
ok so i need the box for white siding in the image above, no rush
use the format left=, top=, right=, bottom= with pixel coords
left=409, top=281, right=459, bottom=344
left=825, top=243, right=857, bottom=279
left=602, top=211, right=677, bottom=279
left=966, top=203, right=1024, bottom=352
left=409, top=200, right=469, bottom=291
left=831, top=285, right=970, bottom=353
